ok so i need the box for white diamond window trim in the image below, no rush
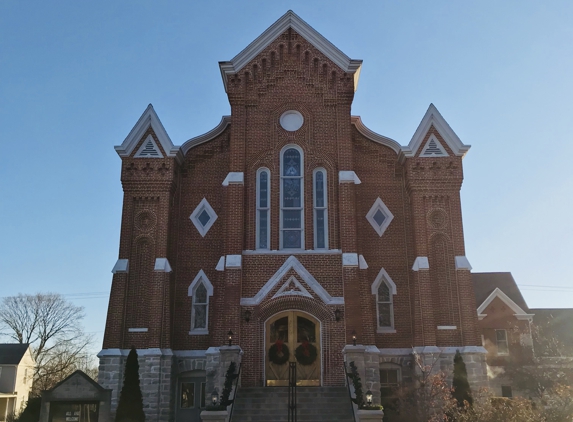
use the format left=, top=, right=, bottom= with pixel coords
left=190, top=198, right=218, bottom=237
left=366, top=197, right=394, bottom=237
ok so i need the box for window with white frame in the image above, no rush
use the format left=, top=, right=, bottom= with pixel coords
left=495, top=329, right=509, bottom=355
left=188, top=270, right=213, bottom=335
left=280, top=146, right=304, bottom=249
left=313, top=168, right=328, bottom=249
left=256, top=168, right=270, bottom=249
left=371, top=268, right=397, bottom=332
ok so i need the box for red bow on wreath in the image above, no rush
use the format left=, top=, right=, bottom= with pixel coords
left=276, top=339, right=284, bottom=354
left=302, top=341, right=310, bottom=357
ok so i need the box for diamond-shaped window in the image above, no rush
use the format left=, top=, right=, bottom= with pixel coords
left=190, top=198, right=218, bottom=237
left=366, top=197, right=394, bottom=237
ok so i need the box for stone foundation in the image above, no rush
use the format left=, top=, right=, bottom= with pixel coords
left=343, top=345, right=488, bottom=405
left=97, top=348, right=175, bottom=422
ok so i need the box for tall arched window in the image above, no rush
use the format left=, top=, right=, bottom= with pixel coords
left=256, top=168, right=270, bottom=249
left=377, top=281, right=393, bottom=329
left=313, top=168, right=328, bottom=249
left=188, top=270, right=213, bottom=335
left=371, top=268, right=397, bottom=333
left=280, top=146, right=304, bottom=249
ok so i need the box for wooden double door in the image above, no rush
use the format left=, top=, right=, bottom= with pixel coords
left=265, top=311, right=321, bottom=386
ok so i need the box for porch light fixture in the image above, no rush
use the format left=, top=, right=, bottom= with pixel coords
left=352, top=330, right=357, bottom=346
left=366, top=390, right=373, bottom=405
left=211, top=390, right=218, bottom=406
left=244, top=310, right=251, bottom=323
left=334, top=309, right=342, bottom=322
left=227, top=329, right=233, bottom=346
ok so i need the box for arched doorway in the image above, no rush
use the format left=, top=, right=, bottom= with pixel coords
left=265, top=311, right=321, bottom=386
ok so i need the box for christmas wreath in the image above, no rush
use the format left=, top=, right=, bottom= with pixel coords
left=268, top=340, right=290, bottom=365
left=295, top=341, right=318, bottom=366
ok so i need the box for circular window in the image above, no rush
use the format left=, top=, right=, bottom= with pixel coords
left=280, top=111, right=304, bottom=131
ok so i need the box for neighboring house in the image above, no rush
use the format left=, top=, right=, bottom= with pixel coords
left=0, top=344, right=35, bottom=421
left=472, top=273, right=573, bottom=398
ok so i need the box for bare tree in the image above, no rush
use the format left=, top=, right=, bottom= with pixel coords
left=0, top=293, right=95, bottom=395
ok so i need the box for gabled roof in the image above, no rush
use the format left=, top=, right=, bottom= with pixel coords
left=472, top=272, right=534, bottom=321
left=219, top=10, right=363, bottom=92
left=472, top=272, right=529, bottom=311
left=115, top=104, right=183, bottom=162
left=47, top=370, right=110, bottom=393
left=402, top=104, right=470, bottom=158
left=0, top=343, right=31, bottom=365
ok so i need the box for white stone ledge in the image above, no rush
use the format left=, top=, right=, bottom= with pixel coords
left=437, top=326, right=457, bottom=330
left=342, top=253, right=359, bottom=267
left=455, top=256, right=472, bottom=270
left=128, top=328, right=148, bottom=333
left=154, top=258, right=172, bottom=272
left=412, top=256, right=429, bottom=271
left=112, top=259, right=129, bottom=274
left=172, top=350, right=208, bottom=358
left=242, top=249, right=342, bottom=255
left=222, top=172, right=244, bottom=186
left=339, top=170, right=361, bottom=184
left=225, top=255, right=242, bottom=268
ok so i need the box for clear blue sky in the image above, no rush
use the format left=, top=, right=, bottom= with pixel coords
left=1, top=0, right=572, bottom=353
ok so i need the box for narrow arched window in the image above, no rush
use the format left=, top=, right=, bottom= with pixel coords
left=192, top=282, right=208, bottom=330
left=377, top=281, right=393, bottom=329
left=313, top=169, right=328, bottom=249
left=188, top=270, right=213, bottom=335
left=280, top=146, right=304, bottom=249
left=256, top=168, right=270, bottom=249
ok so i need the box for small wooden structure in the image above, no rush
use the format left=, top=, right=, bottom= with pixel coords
left=40, top=371, right=111, bottom=422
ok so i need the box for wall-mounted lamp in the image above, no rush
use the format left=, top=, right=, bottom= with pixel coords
left=244, top=310, right=251, bottom=323
left=211, top=389, right=219, bottom=406
left=227, top=330, right=233, bottom=346
left=352, top=330, right=357, bottom=346
left=334, top=309, right=342, bottom=322
left=366, top=390, right=373, bottom=405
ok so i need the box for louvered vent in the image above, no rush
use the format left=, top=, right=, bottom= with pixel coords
left=134, top=135, right=164, bottom=158
left=421, top=135, right=448, bottom=157
left=140, top=140, right=160, bottom=156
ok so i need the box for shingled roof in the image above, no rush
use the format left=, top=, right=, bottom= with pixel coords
left=471, top=272, right=529, bottom=311
left=0, top=343, right=31, bottom=365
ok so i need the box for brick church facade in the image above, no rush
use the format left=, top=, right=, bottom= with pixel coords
left=98, top=11, right=487, bottom=421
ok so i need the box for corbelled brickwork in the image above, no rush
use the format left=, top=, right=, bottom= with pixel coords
left=99, top=11, right=486, bottom=418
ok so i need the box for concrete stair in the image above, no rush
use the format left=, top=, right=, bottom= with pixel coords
left=230, top=386, right=355, bottom=422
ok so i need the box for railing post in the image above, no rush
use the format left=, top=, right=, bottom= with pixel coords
left=288, top=362, right=297, bottom=422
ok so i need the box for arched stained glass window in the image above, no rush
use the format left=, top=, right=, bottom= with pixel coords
left=313, top=169, right=328, bottom=249
left=281, top=146, right=304, bottom=249
left=256, top=168, right=270, bottom=249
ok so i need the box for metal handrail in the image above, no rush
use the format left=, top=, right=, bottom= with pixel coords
left=228, top=362, right=242, bottom=422
left=288, top=362, right=297, bottom=422
left=343, top=361, right=357, bottom=422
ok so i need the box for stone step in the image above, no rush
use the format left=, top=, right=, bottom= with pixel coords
left=231, top=387, right=355, bottom=422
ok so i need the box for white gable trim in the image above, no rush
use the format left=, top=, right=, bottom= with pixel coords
left=115, top=104, right=182, bottom=162
left=181, top=116, right=231, bottom=156
left=371, top=268, right=397, bottom=295
left=351, top=116, right=402, bottom=155
left=240, top=255, right=344, bottom=306
left=188, top=270, right=214, bottom=297
left=476, top=287, right=533, bottom=320
left=272, top=275, right=313, bottom=300
left=219, top=10, right=362, bottom=92
left=403, top=104, right=470, bottom=158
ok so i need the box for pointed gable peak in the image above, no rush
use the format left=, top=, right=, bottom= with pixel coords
left=404, top=103, right=471, bottom=158
left=115, top=104, right=181, bottom=162
left=219, top=10, right=362, bottom=92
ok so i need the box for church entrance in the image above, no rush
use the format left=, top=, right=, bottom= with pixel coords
left=265, top=311, right=321, bottom=386
left=175, top=371, right=206, bottom=422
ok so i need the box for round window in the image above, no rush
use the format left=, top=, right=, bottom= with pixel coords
left=279, top=110, right=304, bottom=131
